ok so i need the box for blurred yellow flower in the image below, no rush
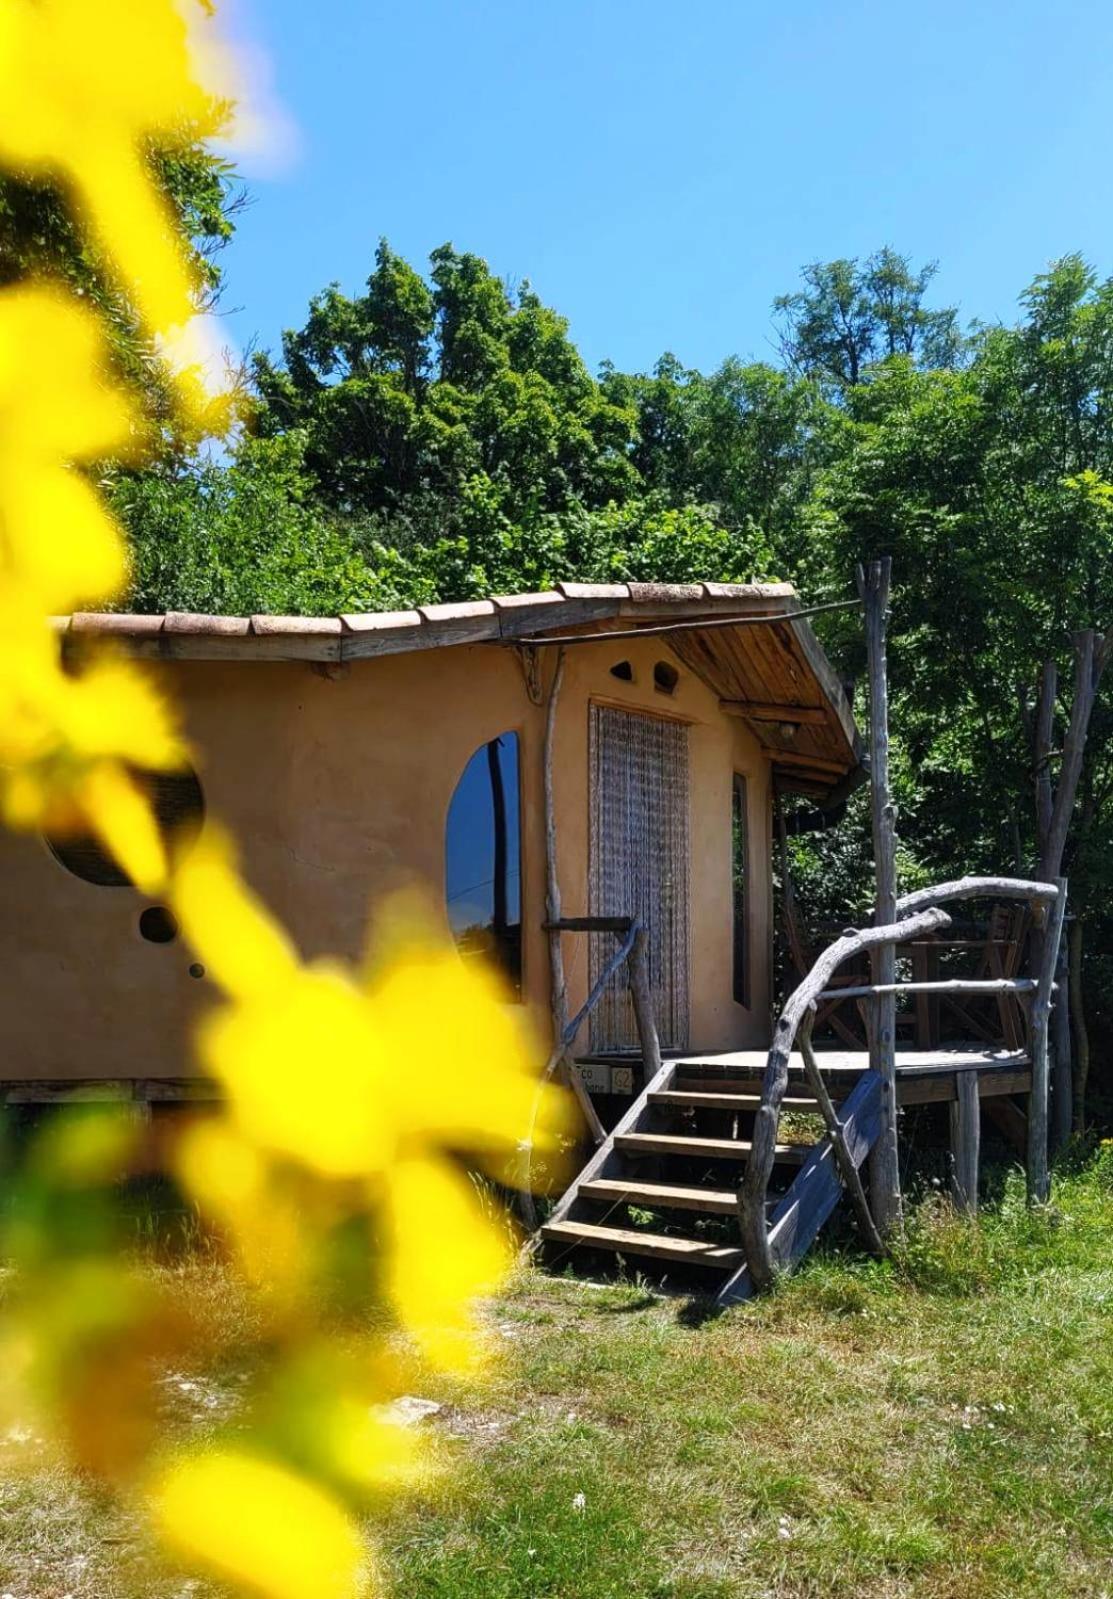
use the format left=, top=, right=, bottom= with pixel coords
left=153, top=1449, right=368, bottom=1599
left=0, top=4, right=576, bottom=1592
left=0, top=0, right=212, bottom=335
left=0, top=288, right=132, bottom=609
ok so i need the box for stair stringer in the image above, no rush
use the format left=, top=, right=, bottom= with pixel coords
left=544, top=1059, right=678, bottom=1229
left=716, top=1069, right=883, bottom=1305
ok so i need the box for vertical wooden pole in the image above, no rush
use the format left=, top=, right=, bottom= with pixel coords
left=857, top=557, right=902, bottom=1237
left=628, top=926, right=663, bottom=1082
left=1051, top=915, right=1072, bottom=1151
left=949, top=1069, right=980, bottom=1214
left=542, top=648, right=605, bottom=1146
left=544, top=649, right=568, bottom=1047
left=1027, top=877, right=1067, bottom=1204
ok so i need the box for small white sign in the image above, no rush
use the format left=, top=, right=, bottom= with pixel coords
left=578, top=1061, right=612, bottom=1094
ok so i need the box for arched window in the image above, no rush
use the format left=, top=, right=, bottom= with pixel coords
left=445, top=733, right=522, bottom=995
left=46, top=766, right=205, bottom=888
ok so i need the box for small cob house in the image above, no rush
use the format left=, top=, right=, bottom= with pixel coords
left=0, top=582, right=859, bottom=1095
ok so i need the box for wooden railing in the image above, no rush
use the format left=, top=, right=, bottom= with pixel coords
left=738, top=875, right=1067, bottom=1291
left=519, top=915, right=663, bottom=1229
left=544, top=916, right=663, bottom=1080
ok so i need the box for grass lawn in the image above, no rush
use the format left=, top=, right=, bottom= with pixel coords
left=1, top=1156, right=1110, bottom=1599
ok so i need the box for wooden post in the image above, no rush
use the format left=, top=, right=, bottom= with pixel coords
left=949, top=1069, right=980, bottom=1214
left=1051, top=915, right=1072, bottom=1151
left=541, top=647, right=605, bottom=1146
left=857, top=557, right=902, bottom=1237
left=628, top=926, right=663, bottom=1082
left=544, top=648, right=568, bottom=1047
left=1027, top=877, right=1067, bottom=1204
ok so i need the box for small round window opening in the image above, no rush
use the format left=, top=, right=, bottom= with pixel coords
left=46, top=766, right=205, bottom=887
left=653, top=660, right=680, bottom=696
left=138, top=905, right=179, bottom=944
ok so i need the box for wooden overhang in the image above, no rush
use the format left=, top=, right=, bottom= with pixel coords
left=54, top=581, right=862, bottom=797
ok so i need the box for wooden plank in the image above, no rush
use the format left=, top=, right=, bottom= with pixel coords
left=0, top=1078, right=220, bottom=1103
left=718, top=700, right=828, bottom=725
left=764, top=747, right=850, bottom=774
left=785, top=612, right=861, bottom=759
left=546, top=915, right=633, bottom=933
left=650, top=1089, right=827, bottom=1111
left=616, top=1132, right=809, bottom=1163
left=578, top=1178, right=739, bottom=1215
left=950, top=1068, right=980, bottom=1214
left=896, top=1068, right=1031, bottom=1106
left=719, top=1070, right=883, bottom=1304
left=541, top=1220, right=744, bottom=1269
left=673, top=1046, right=1029, bottom=1080
left=126, top=632, right=344, bottom=663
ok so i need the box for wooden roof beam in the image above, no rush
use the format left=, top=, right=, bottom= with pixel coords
left=719, top=699, right=828, bottom=726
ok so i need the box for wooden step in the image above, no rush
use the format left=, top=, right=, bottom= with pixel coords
left=649, top=1089, right=826, bottom=1112
left=579, top=1177, right=739, bottom=1215
left=541, top=1219, right=744, bottom=1268
left=615, top=1132, right=810, bottom=1163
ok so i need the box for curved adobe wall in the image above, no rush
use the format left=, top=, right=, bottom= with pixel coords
left=0, top=633, right=770, bottom=1082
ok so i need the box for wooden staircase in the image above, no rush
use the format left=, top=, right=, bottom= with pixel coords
left=541, top=1054, right=882, bottom=1303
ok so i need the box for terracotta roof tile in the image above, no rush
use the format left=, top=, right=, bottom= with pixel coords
left=702, top=581, right=796, bottom=601
left=165, top=612, right=250, bottom=636
left=340, top=609, right=424, bottom=633
left=417, top=599, right=498, bottom=624
left=627, top=582, right=706, bottom=604
left=70, top=612, right=165, bottom=635
left=491, top=590, right=565, bottom=612
left=556, top=581, right=630, bottom=600
left=250, top=615, right=343, bottom=636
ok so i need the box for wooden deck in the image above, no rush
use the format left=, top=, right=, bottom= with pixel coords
left=664, top=1045, right=1030, bottom=1105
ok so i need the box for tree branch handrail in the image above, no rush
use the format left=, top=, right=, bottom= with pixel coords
left=737, top=904, right=952, bottom=1288
left=896, top=875, right=1059, bottom=921
left=818, top=977, right=1039, bottom=1001
left=738, top=873, right=1069, bottom=1291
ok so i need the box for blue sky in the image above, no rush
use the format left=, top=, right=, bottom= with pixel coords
left=219, top=0, right=1113, bottom=377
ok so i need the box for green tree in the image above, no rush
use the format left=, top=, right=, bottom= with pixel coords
left=0, top=132, right=239, bottom=432
left=774, top=248, right=963, bottom=389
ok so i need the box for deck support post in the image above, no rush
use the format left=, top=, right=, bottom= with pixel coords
left=949, top=1070, right=980, bottom=1214
left=1026, top=877, right=1067, bottom=1205
left=857, top=557, right=902, bottom=1239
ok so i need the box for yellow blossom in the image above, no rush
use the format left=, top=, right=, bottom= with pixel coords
left=0, top=0, right=213, bottom=336
left=153, top=1450, right=368, bottom=1599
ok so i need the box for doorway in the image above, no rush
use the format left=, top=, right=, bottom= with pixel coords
left=588, top=703, right=690, bottom=1051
